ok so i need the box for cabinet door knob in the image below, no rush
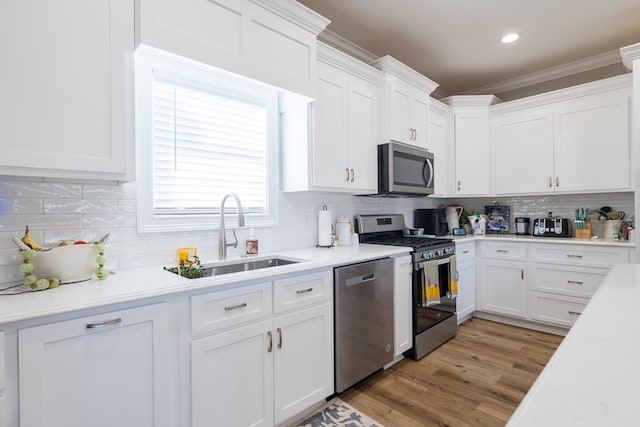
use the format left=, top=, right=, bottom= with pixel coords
left=350, top=168, right=355, bottom=182
left=521, top=269, right=524, bottom=280
left=345, top=168, right=350, bottom=182
left=267, top=331, right=273, bottom=352
left=457, top=181, right=461, bottom=191
left=277, top=327, right=283, bottom=349
left=548, top=177, right=552, bottom=188
left=556, top=177, right=559, bottom=187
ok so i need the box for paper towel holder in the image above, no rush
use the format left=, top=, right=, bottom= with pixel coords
left=317, top=205, right=335, bottom=248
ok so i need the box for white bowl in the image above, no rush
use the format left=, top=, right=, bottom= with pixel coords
left=31, top=244, right=98, bottom=284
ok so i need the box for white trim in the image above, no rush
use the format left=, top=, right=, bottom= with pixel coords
left=440, top=95, right=501, bottom=107
left=463, top=50, right=624, bottom=96
left=370, top=55, right=439, bottom=94
left=317, top=29, right=379, bottom=64
left=316, top=42, right=381, bottom=84
left=250, top=0, right=330, bottom=35
left=620, top=42, right=640, bottom=70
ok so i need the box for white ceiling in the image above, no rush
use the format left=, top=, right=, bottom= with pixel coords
left=297, top=0, right=640, bottom=96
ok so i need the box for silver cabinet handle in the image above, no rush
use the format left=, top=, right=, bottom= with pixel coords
left=457, top=181, right=461, bottom=191
left=296, top=287, right=313, bottom=294
left=521, top=269, right=524, bottom=280
left=267, top=331, right=273, bottom=352
left=556, top=177, right=559, bottom=187
left=350, top=168, right=355, bottom=182
left=345, top=168, right=350, bottom=182
left=277, top=327, right=282, bottom=349
left=568, top=310, right=582, bottom=315
left=567, top=254, right=583, bottom=259
left=548, top=177, right=552, bottom=188
left=86, top=318, right=122, bottom=329
left=567, top=280, right=584, bottom=285
left=462, top=250, right=469, bottom=254
left=224, top=302, right=247, bottom=311
left=497, top=249, right=509, bottom=253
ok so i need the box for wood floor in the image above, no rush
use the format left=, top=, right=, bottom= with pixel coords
left=340, top=318, right=564, bottom=427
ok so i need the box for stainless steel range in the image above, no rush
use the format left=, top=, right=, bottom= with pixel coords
left=355, top=214, right=458, bottom=360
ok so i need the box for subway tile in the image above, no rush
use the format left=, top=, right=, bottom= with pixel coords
left=0, top=181, right=81, bottom=198
left=82, top=213, right=137, bottom=228
left=0, top=198, right=43, bottom=214
left=0, top=230, right=45, bottom=250
left=44, top=199, right=119, bottom=214
left=0, top=214, right=82, bottom=232
left=118, top=199, right=137, bottom=213
left=83, top=182, right=136, bottom=199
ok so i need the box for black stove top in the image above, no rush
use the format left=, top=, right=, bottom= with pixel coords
left=359, top=233, right=452, bottom=250
left=355, top=214, right=453, bottom=252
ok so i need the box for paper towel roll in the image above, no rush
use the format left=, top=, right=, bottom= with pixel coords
left=318, top=209, right=334, bottom=247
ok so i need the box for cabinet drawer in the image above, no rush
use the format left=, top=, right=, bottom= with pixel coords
left=455, top=241, right=475, bottom=262
left=191, top=282, right=272, bottom=336
left=529, top=244, right=628, bottom=267
left=529, top=292, right=588, bottom=328
left=273, top=270, right=332, bottom=314
left=528, top=263, right=607, bottom=298
left=480, top=241, right=526, bottom=261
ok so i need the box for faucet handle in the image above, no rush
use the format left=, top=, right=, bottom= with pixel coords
left=229, top=229, right=239, bottom=249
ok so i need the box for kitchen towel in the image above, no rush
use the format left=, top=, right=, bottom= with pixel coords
left=318, top=207, right=334, bottom=247
left=448, top=254, right=458, bottom=299
left=423, top=260, right=441, bottom=307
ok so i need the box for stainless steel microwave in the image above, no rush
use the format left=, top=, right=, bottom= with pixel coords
left=376, top=142, right=434, bottom=196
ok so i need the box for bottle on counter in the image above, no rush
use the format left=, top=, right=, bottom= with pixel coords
left=245, top=228, right=259, bottom=255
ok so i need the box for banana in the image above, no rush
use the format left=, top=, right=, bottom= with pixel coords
left=21, top=225, right=42, bottom=250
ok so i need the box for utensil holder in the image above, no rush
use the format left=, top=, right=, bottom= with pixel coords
left=604, top=220, right=623, bottom=240
left=575, top=221, right=591, bottom=239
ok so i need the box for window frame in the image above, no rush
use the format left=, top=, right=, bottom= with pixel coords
left=135, top=45, right=280, bottom=233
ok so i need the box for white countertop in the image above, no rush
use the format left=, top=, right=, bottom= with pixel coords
left=507, top=263, right=640, bottom=426
left=452, top=233, right=635, bottom=247
left=0, top=244, right=410, bottom=325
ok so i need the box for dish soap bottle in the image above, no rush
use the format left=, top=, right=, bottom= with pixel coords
left=245, top=228, right=259, bottom=255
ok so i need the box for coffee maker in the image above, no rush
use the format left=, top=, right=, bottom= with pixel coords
left=515, top=217, right=530, bottom=235
left=415, top=209, right=448, bottom=236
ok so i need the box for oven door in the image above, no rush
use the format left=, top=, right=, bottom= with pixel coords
left=413, top=257, right=456, bottom=335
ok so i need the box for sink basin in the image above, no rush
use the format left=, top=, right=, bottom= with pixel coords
left=202, top=257, right=299, bottom=277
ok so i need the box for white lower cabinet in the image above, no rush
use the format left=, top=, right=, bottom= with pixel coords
left=190, top=270, right=334, bottom=427
left=455, top=241, right=476, bottom=323
left=478, top=259, right=527, bottom=318
left=18, top=303, right=173, bottom=427
left=393, top=256, right=413, bottom=356
left=529, top=292, right=588, bottom=327
left=0, top=330, right=4, bottom=427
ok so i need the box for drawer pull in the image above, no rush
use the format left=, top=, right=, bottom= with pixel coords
left=568, top=310, right=582, bottom=316
left=267, top=331, right=273, bottom=352
left=277, top=328, right=283, bottom=349
left=496, top=249, right=509, bottom=253
left=224, top=302, right=247, bottom=311
left=296, top=287, right=313, bottom=295
left=86, top=318, right=122, bottom=329
left=567, top=280, right=584, bottom=285
left=462, top=250, right=469, bottom=254
left=567, top=254, right=583, bottom=259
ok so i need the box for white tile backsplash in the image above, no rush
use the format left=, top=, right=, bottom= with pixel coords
left=0, top=177, right=634, bottom=284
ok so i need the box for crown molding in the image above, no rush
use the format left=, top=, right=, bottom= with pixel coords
left=251, top=0, right=330, bottom=35
left=371, top=55, right=439, bottom=94
left=317, top=29, right=379, bottom=64
left=440, top=95, right=501, bottom=107
left=620, top=42, right=640, bottom=70
left=317, top=42, right=381, bottom=84
left=491, top=73, right=632, bottom=114
left=462, top=50, right=624, bottom=96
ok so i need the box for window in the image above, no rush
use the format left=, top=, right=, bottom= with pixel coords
left=135, top=46, right=279, bottom=232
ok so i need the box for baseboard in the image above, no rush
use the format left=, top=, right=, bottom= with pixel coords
left=471, top=311, right=570, bottom=336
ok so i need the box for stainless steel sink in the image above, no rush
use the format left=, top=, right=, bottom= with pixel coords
left=202, top=257, right=299, bottom=277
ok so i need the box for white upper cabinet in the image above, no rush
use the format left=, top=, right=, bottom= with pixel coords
left=0, top=0, right=134, bottom=180
left=492, top=110, right=554, bottom=194
left=282, top=42, right=380, bottom=193
left=136, top=0, right=329, bottom=98
left=372, top=56, right=439, bottom=150
left=443, top=96, right=499, bottom=196
left=491, top=75, right=632, bottom=195
left=429, top=99, right=453, bottom=197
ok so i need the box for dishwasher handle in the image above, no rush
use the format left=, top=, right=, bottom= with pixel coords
left=345, top=272, right=376, bottom=287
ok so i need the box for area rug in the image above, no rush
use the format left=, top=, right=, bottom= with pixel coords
left=293, top=397, right=385, bottom=427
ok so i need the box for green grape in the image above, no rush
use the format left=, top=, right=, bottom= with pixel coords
left=47, top=278, right=60, bottom=289
left=23, top=274, right=37, bottom=286
left=20, top=262, right=34, bottom=274
left=95, top=267, right=108, bottom=280
left=34, top=278, right=49, bottom=290
left=94, top=244, right=105, bottom=253
left=96, top=255, right=107, bottom=265
left=23, top=250, right=38, bottom=261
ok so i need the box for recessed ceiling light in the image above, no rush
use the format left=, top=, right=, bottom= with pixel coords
left=502, top=33, right=520, bottom=43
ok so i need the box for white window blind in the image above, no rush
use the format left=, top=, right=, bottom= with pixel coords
left=152, top=78, right=268, bottom=215
left=135, top=45, right=280, bottom=232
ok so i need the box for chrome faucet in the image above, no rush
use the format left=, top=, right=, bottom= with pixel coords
left=218, top=193, right=245, bottom=260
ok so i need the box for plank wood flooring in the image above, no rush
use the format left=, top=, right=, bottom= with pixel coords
left=340, top=318, right=564, bottom=427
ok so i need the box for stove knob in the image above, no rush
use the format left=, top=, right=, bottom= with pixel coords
left=421, top=253, right=427, bottom=260
left=436, top=249, right=443, bottom=257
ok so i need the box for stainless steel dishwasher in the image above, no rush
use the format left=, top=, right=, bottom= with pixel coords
left=334, top=257, right=394, bottom=393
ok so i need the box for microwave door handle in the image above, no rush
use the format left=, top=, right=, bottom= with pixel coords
left=424, top=158, right=434, bottom=188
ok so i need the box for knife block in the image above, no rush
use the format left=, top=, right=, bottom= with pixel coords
left=575, top=220, right=591, bottom=239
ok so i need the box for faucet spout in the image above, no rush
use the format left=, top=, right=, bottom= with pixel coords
left=219, top=193, right=245, bottom=260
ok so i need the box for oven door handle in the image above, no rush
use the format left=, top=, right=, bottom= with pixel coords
left=416, top=257, right=451, bottom=270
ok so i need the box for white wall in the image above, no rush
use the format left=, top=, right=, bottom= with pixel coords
left=0, top=176, right=633, bottom=285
